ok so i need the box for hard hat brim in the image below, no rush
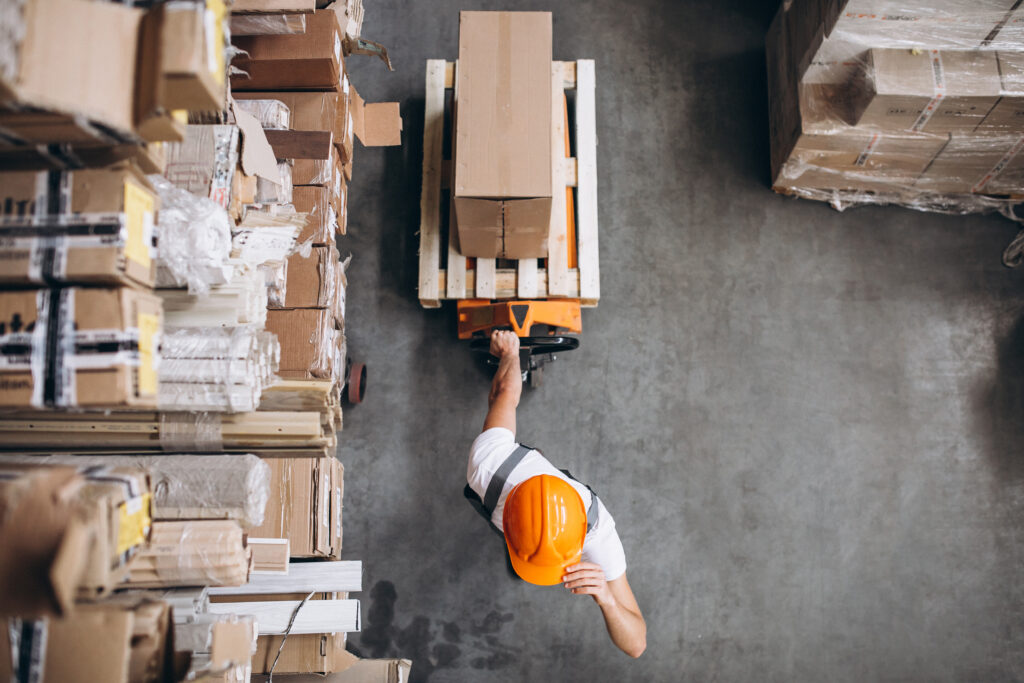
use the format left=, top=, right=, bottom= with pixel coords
left=506, top=542, right=582, bottom=587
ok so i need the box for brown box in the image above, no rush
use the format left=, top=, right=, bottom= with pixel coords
left=977, top=52, right=1024, bottom=134
left=0, top=596, right=176, bottom=683
left=234, top=90, right=354, bottom=165
left=159, top=1, right=228, bottom=112
left=0, top=163, right=158, bottom=288
left=252, top=632, right=348, bottom=675
left=265, top=308, right=340, bottom=379
left=275, top=246, right=339, bottom=309
left=0, top=287, right=162, bottom=409
left=916, top=135, right=1023, bottom=194
left=249, top=456, right=342, bottom=558
left=232, top=10, right=345, bottom=91
left=453, top=11, right=552, bottom=259
left=0, top=0, right=142, bottom=137
left=852, top=49, right=1002, bottom=135
left=774, top=129, right=948, bottom=194
left=164, top=124, right=240, bottom=209
left=292, top=185, right=335, bottom=244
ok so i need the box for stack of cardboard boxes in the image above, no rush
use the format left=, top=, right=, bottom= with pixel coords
left=0, top=0, right=409, bottom=681
left=768, top=0, right=1024, bottom=211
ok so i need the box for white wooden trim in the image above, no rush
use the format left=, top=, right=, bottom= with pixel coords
left=575, top=60, right=600, bottom=306
left=208, top=599, right=360, bottom=635
left=475, top=258, right=496, bottom=298
left=208, top=561, right=362, bottom=596
left=517, top=259, right=538, bottom=299
left=418, top=59, right=446, bottom=308
left=547, top=60, right=570, bottom=298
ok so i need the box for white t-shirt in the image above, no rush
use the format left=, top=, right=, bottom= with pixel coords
left=466, top=427, right=628, bottom=581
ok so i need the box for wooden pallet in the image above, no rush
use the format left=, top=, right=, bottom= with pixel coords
left=418, top=59, right=599, bottom=308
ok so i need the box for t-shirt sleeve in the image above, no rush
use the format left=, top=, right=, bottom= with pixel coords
left=466, top=427, right=518, bottom=497
left=581, top=501, right=628, bottom=581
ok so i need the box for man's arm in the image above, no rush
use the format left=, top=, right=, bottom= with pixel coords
left=563, top=563, right=647, bottom=658
left=483, top=331, right=522, bottom=435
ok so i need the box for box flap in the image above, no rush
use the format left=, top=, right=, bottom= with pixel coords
left=350, top=86, right=402, bottom=147
left=233, top=99, right=283, bottom=184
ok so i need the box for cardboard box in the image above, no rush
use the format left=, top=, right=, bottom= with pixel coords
left=249, top=456, right=342, bottom=557
left=851, top=49, right=1002, bottom=134
left=0, top=287, right=162, bottom=409
left=251, top=654, right=411, bottom=682
left=234, top=89, right=353, bottom=165
left=0, top=464, right=153, bottom=616
left=0, top=163, right=158, bottom=288
left=774, top=129, right=948, bottom=194
left=159, top=1, right=229, bottom=112
left=976, top=52, right=1024, bottom=134
left=293, top=185, right=336, bottom=244
left=275, top=246, right=340, bottom=309
left=232, top=10, right=345, bottom=91
left=917, top=135, right=1024, bottom=194
left=165, top=124, right=241, bottom=209
left=0, top=0, right=142, bottom=137
left=454, top=11, right=552, bottom=259
left=233, top=98, right=293, bottom=130
left=266, top=308, right=341, bottom=380
left=0, top=596, right=176, bottom=683
left=252, top=632, right=348, bottom=675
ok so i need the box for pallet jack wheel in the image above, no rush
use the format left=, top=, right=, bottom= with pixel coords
left=345, top=361, right=367, bottom=404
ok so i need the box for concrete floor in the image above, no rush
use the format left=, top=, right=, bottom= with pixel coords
left=339, top=1, right=1024, bottom=680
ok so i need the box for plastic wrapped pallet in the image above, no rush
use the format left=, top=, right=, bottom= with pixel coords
left=124, top=520, right=250, bottom=589
left=767, top=0, right=1024, bottom=218
left=0, top=463, right=152, bottom=616
left=0, top=454, right=271, bottom=528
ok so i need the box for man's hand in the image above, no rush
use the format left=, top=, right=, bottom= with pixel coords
left=489, top=330, right=520, bottom=360
left=563, top=562, right=615, bottom=607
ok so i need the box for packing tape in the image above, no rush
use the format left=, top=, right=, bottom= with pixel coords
left=159, top=412, right=224, bottom=453
left=9, top=618, right=48, bottom=683
left=908, top=50, right=946, bottom=134
left=972, top=135, right=1024, bottom=193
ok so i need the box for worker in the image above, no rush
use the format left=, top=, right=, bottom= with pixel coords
left=464, top=330, right=647, bottom=658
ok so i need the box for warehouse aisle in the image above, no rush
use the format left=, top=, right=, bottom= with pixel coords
left=340, top=0, right=1024, bottom=680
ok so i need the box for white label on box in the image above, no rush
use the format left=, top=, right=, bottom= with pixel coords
left=205, top=9, right=219, bottom=74
left=334, top=33, right=342, bottom=65
left=342, top=74, right=349, bottom=95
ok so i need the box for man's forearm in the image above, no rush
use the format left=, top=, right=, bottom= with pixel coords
left=489, top=353, right=522, bottom=407
left=598, top=600, right=647, bottom=658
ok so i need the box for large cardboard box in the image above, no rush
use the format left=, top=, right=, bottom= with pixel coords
left=293, top=185, right=337, bottom=244
left=0, top=164, right=158, bottom=288
left=159, top=1, right=228, bottom=112
left=266, top=308, right=340, bottom=380
left=249, top=456, right=342, bottom=558
left=977, top=52, right=1024, bottom=134
left=0, top=0, right=142, bottom=137
left=232, top=11, right=346, bottom=91
left=165, top=125, right=241, bottom=209
left=851, top=49, right=1002, bottom=134
left=275, top=246, right=341, bottom=310
left=453, top=11, right=552, bottom=259
left=234, top=89, right=354, bottom=166
left=916, top=135, right=1024, bottom=194
left=0, top=287, right=162, bottom=409
left=826, top=0, right=1017, bottom=49
left=251, top=654, right=412, bottom=682
left=774, top=129, right=948, bottom=194
left=0, top=596, right=176, bottom=683
left=0, top=464, right=153, bottom=616
left=252, top=631, right=348, bottom=675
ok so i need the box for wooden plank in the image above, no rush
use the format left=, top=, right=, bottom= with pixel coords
left=208, top=561, right=362, bottom=596
left=475, top=258, right=496, bottom=298
left=546, top=61, right=570, bottom=298
left=446, top=61, right=466, bottom=300
left=248, top=538, right=290, bottom=574
left=263, top=130, right=333, bottom=160
left=517, top=259, right=538, bottom=299
left=444, top=61, right=455, bottom=89
left=575, top=60, right=600, bottom=306
left=208, top=600, right=360, bottom=636
left=439, top=268, right=581, bottom=300
left=418, top=59, right=446, bottom=308
left=558, top=60, right=577, bottom=89
left=564, top=157, right=578, bottom=188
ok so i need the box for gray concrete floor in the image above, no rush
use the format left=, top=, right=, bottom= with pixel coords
left=339, top=1, right=1024, bottom=680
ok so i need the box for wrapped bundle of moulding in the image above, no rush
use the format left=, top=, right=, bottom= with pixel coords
left=124, top=520, right=250, bottom=589
left=159, top=265, right=268, bottom=327
left=150, top=175, right=234, bottom=294
left=159, top=327, right=280, bottom=412
left=178, top=614, right=257, bottom=683
left=0, top=454, right=271, bottom=529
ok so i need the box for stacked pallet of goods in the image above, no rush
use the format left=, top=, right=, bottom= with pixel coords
left=768, top=0, right=1024, bottom=219
left=0, top=0, right=407, bottom=681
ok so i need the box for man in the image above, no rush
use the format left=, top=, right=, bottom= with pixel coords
left=465, top=330, right=647, bottom=658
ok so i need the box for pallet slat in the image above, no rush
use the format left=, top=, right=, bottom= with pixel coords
left=575, top=60, right=600, bottom=306
left=418, top=59, right=447, bottom=308
left=517, top=259, right=539, bottom=298
left=546, top=60, right=570, bottom=298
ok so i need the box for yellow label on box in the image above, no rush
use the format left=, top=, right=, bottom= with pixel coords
left=137, top=312, right=159, bottom=397
left=124, top=182, right=154, bottom=269
left=117, top=492, right=152, bottom=555
left=207, top=0, right=227, bottom=86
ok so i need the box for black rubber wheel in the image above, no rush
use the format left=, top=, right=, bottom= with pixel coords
left=469, top=335, right=580, bottom=356
left=345, top=362, right=366, bottom=404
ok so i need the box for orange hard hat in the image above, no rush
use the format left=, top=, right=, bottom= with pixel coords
left=502, top=474, right=587, bottom=586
